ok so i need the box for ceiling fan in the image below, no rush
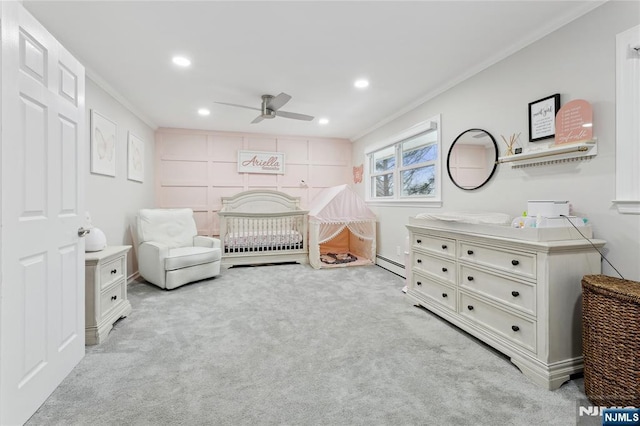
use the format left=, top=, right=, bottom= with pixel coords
left=215, top=92, right=314, bottom=124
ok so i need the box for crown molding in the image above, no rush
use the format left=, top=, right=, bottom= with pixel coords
left=86, top=66, right=158, bottom=131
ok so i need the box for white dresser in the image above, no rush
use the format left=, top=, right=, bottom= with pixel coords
left=85, top=246, right=132, bottom=345
left=405, top=219, right=605, bottom=390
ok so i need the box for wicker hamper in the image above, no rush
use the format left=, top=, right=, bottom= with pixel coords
left=582, top=274, right=640, bottom=407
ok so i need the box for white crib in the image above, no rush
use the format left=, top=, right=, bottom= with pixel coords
left=218, top=190, right=309, bottom=267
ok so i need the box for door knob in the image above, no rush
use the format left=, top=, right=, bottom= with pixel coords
left=78, top=227, right=91, bottom=237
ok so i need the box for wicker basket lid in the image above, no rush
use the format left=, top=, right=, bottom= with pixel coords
left=582, top=274, right=640, bottom=304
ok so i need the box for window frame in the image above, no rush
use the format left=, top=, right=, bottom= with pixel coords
left=613, top=24, right=640, bottom=214
left=365, top=115, right=442, bottom=207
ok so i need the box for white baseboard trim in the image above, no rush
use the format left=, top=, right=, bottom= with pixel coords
left=376, top=255, right=406, bottom=278
left=127, top=271, right=141, bottom=284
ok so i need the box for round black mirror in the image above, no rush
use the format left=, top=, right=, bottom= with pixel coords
left=447, top=129, right=498, bottom=190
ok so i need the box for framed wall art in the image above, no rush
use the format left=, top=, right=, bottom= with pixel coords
left=90, top=110, right=117, bottom=176
left=528, top=93, right=560, bottom=142
left=127, top=132, right=144, bottom=182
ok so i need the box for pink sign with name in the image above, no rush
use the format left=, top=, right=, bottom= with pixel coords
left=555, top=99, right=593, bottom=145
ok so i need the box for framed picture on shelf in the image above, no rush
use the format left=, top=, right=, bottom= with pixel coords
left=127, top=132, right=144, bottom=182
left=90, top=110, right=117, bottom=176
left=528, top=93, right=560, bottom=142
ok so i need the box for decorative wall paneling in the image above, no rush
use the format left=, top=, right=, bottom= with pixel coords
left=155, top=128, right=351, bottom=236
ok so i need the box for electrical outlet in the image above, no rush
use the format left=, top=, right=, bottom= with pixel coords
left=396, top=245, right=402, bottom=256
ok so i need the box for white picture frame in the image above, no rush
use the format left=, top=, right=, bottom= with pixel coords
left=127, top=132, right=144, bottom=182
left=90, top=110, right=117, bottom=177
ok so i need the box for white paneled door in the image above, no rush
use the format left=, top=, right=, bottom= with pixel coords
left=0, top=2, right=86, bottom=424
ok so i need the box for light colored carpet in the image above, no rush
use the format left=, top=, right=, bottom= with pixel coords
left=27, top=263, right=590, bottom=425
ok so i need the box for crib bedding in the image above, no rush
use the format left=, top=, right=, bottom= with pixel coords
left=224, top=230, right=303, bottom=251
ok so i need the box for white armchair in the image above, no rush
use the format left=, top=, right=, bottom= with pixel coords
left=137, top=208, right=221, bottom=290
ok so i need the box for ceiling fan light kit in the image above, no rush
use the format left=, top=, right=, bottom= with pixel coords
left=216, top=92, right=314, bottom=124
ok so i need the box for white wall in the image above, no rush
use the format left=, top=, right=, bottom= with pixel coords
left=352, top=1, right=640, bottom=281
left=86, top=78, right=156, bottom=276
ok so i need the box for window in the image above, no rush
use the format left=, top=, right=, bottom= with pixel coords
left=366, top=116, right=441, bottom=205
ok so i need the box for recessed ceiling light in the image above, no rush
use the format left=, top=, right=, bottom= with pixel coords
left=582, top=122, right=593, bottom=128
left=354, top=79, right=369, bottom=89
left=318, top=118, right=329, bottom=125
left=172, top=56, right=191, bottom=67
left=198, top=108, right=210, bottom=116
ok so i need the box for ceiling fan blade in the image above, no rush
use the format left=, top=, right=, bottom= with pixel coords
left=215, top=102, right=260, bottom=111
left=276, top=110, right=314, bottom=121
left=251, top=115, right=265, bottom=124
left=266, top=92, right=291, bottom=111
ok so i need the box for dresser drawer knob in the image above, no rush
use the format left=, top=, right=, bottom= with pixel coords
left=111, top=295, right=117, bottom=301
left=467, top=305, right=474, bottom=311
left=416, top=259, right=422, bottom=264
left=467, top=250, right=474, bottom=255
left=111, top=269, right=117, bottom=274
left=442, top=293, right=448, bottom=298
left=416, top=239, right=422, bottom=244
left=511, top=291, right=520, bottom=297
left=441, top=244, right=447, bottom=250
left=511, top=325, right=520, bottom=332
left=467, top=276, right=474, bottom=281
left=511, top=260, right=520, bottom=266
left=442, top=267, right=448, bottom=272
left=416, top=281, right=422, bottom=286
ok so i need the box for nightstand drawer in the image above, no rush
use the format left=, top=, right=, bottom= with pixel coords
left=85, top=246, right=132, bottom=345
left=413, top=234, right=456, bottom=258
left=459, top=292, right=536, bottom=353
left=100, top=280, right=125, bottom=321
left=458, top=242, right=536, bottom=280
left=100, top=256, right=125, bottom=289
left=413, top=274, right=456, bottom=312
left=413, top=253, right=456, bottom=285
left=460, top=265, right=536, bottom=317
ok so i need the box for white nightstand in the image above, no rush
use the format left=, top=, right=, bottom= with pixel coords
left=85, top=245, right=132, bottom=345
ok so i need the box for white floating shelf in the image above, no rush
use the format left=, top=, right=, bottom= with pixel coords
left=498, top=140, right=597, bottom=167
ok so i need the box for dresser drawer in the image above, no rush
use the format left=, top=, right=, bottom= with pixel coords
left=413, top=253, right=456, bottom=285
left=458, top=242, right=536, bottom=280
left=413, top=234, right=455, bottom=259
left=99, top=256, right=125, bottom=289
left=459, top=292, right=536, bottom=352
left=100, top=280, right=125, bottom=321
left=459, top=265, right=536, bottom=317
left=412, top=274, right=456, bottom=312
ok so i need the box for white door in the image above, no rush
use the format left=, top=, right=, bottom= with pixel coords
left=0, top=2, right=86, bottom=424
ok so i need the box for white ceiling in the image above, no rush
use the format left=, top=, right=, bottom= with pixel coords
left=23, top=1, right=605, bottom=140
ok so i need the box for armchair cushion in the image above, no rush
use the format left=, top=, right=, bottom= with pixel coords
left=138, top=208, right=198, bottom=248
left=194, top=235, right=221, bottom=249
left=165, top=246, right=222, bottom=271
